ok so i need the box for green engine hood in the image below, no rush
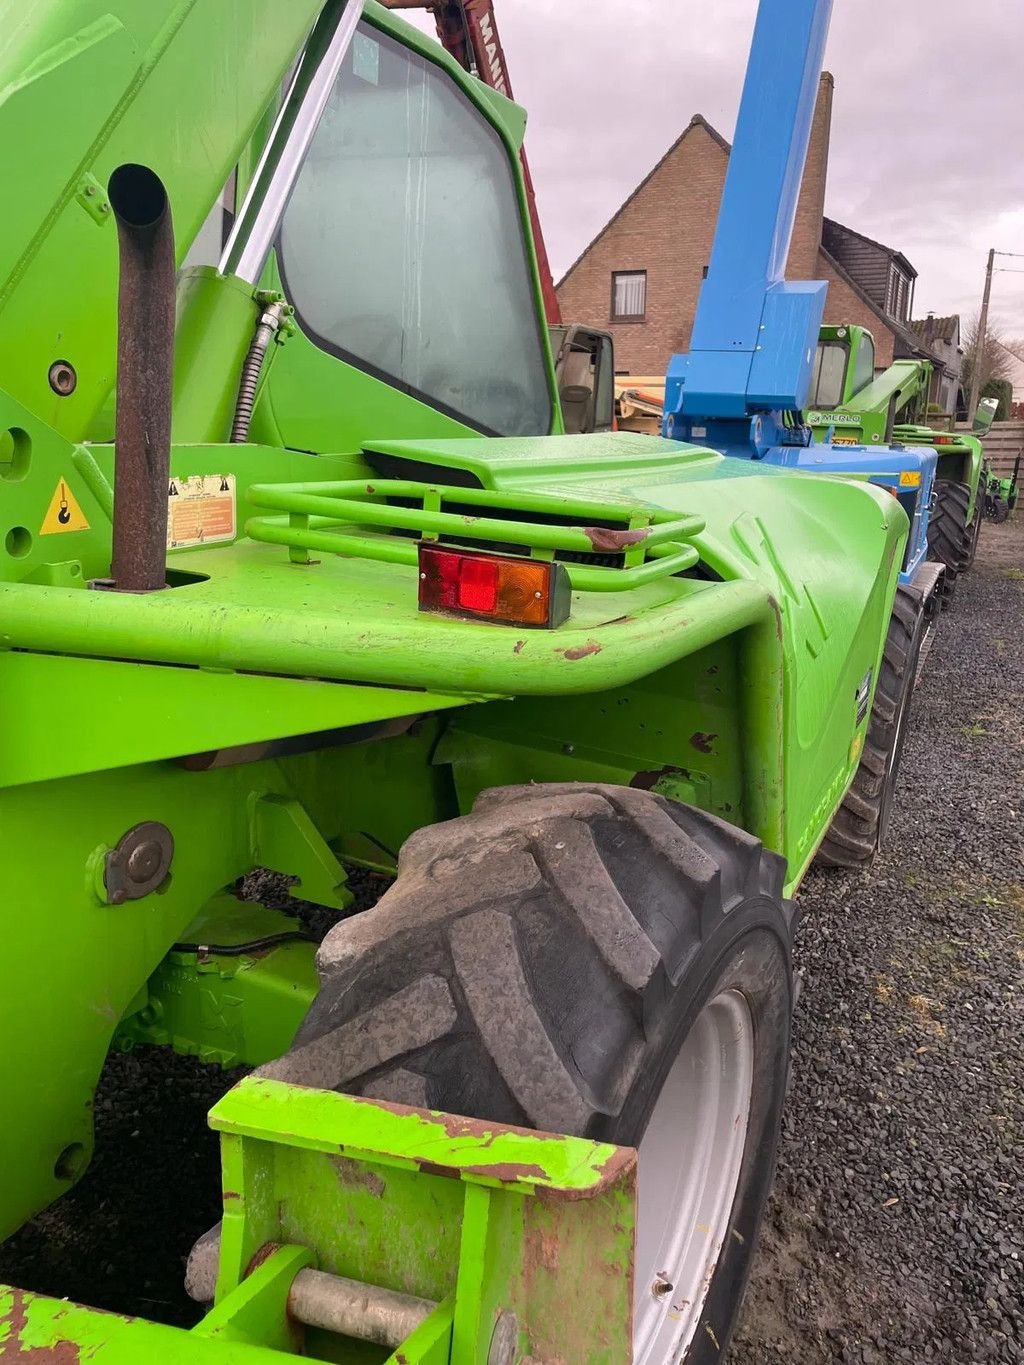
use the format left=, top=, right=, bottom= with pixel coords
left=0, top=0, right=324, bottom=439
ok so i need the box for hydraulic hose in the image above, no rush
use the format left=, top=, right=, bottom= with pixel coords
left=230, top=300, right=288, bottom=443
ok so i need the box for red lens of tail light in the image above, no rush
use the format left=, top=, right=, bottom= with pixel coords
left=418, top=543, right=570, bottom=628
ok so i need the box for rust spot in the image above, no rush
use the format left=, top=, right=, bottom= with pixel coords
left=365, top=484, right=376, bottom=494
left=2, top=1287, right=114, bottom=1361
left=631, top=765, right=691, bottom=792
left=459, top=1161, right=549, bottom=1183
left=222, top=1189, right=240, bottom=1200
left=335, top=1160, right=385, bottom=1198
left=707, top=664, right=720, bottom=675
left=513, top=639, right=526, bottom=655
left=245, top=1242, right=282, bottom=1278
left=690, top=731, right=717, bottom=754
left=346, top=1095, right=637, bottom=1196
left=530, top=1229, right=561, bottom=1273
left=417, top=1160, right=452, bottom=1180
left=562, top=641, right=602, bottom=661
left=583, top=525, right=652, bottom=551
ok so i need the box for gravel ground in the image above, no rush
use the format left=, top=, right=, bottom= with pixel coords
left=1, top=521, right=1021, bottom=1358
left=732, top=517, right=1024, bottom=1364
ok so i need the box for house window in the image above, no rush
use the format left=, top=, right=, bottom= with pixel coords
left=886, top=265, right=911, bottom=321
left=612, top=270, right=647, bottom=320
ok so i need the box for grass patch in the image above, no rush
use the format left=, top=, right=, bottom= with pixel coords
left=907, top=993, right=947, bottom=1038
left=961, top=720, right=990, bottom=738
left=1005, top=567, right=1024, bottom=581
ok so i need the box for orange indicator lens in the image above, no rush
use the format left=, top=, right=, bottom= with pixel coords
left=418, top=543, right=570, bottom=628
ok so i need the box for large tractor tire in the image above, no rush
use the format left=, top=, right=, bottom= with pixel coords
left=816, top=586, right=925, bottom=869
left=927, top=479, right=972, bottom=607
left=270, top=783, right=795, bottom=1364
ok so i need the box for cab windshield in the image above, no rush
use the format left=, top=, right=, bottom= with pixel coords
left=809, top=341, right=848, bottom=409
left=278, top=23, right=551, bottom=436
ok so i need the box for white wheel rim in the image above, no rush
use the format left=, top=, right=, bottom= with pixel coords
left=633, top=989, right=755, bottom=1363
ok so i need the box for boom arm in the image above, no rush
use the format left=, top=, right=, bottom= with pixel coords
left=665, top=0, right=835, bottom=429
left=846, top=359, right=931, bottom=422
left=381, top=0, right=561, bottom=323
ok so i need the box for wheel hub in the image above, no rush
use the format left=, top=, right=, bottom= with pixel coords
left=633, top=988, right=755, bottom=1363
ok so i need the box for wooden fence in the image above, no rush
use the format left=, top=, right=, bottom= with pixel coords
left=980, top=421, right=1024, bottom=477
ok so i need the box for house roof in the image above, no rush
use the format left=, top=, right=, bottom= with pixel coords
left=822, top=218, right=917, bottom=281
left=555, top=115, right=726, bottom=290
left=908, top=314, right=960, bottom=347
left=554, top=108, right=940, bottom=364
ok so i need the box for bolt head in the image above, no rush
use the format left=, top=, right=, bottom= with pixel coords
left=48, top=361, right=77, bottom=396
left=127, top=840, right=162, bottom=884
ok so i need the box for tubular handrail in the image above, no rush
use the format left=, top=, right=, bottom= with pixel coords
left=245, top=479, right=704, bottom=592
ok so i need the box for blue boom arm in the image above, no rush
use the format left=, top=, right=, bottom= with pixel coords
left=664, top=0, right=835, bottom=438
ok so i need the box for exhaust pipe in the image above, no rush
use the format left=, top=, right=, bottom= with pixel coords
left=108, top=163, right=175, bottom=592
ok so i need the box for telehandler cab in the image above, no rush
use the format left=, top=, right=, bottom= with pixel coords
left=0, top=0, right=913, bottom=1359
left=805, top=323, right=987, bottom=603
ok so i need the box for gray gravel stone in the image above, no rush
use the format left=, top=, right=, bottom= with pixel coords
left=731, top=518, right=1024, bottom=1364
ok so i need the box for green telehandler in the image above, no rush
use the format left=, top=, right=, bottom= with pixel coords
left=0, top=0, right=918, bottom=1360
left=806, top=323, right=986, bottom=604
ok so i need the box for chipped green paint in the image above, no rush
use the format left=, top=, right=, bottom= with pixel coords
left=209, top=1078, right=636, bottom=1362
left=210, top=1077, right=632, bottom=1194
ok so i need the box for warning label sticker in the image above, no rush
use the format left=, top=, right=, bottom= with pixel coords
left=167, top=474, right=236, bottom=549
left=40, top=478, right=90, bottom=535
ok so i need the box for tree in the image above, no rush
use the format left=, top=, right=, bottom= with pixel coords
left=961, top=311, right=1015, bottom=407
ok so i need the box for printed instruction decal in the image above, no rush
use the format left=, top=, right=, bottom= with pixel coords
left=167, top=474, right=236, bottom=549
left=40, top=478, right=90, bottom=535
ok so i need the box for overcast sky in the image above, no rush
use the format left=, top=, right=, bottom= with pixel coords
left=404, top=1, right=1024, bottom=337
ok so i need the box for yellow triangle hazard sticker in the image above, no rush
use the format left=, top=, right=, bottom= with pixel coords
left=40, top=478, right=90, bottom=535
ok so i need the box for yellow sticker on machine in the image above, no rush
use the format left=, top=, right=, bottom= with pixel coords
left=899, top=470, right=922, bottom=487
left=167, top=474, right=236, bottom=549
left=40, top=478, right=90, bottom=534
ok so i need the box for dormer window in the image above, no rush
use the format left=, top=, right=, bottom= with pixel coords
left=886, top=264, right=911, bottom=321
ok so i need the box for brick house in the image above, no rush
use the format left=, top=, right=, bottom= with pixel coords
left=903, top=314, right=964, bottom=414
left=555, top=74, right=960, bottom=411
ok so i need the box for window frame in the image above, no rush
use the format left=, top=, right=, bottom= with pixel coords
left=887, top=263, right=911, bottom=322
left=849, top=330, right=876, bottom=399
left=274, top=17, right=554, bottom=437
left=610, top=269, right=648, bottom=323
left=809, top=338, right=851, bottom=410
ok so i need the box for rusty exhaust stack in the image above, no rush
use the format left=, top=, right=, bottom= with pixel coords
left=108, top=163, right=175, bottom=592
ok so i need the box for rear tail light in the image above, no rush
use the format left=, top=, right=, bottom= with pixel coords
left=418, top=543, right=571, bottom=628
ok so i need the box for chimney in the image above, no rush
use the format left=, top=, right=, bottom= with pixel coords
left=785, top=71, right=835, bottom=281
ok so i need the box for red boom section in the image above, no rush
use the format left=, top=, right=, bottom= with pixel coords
left=383, top=0, right=562, bottom=323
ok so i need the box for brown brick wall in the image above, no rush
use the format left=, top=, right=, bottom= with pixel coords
left=556, top=73, right=897, bottom=378
left=818, top=257, right=895, bottom=368
left=785, top=74, right=833, bottom=280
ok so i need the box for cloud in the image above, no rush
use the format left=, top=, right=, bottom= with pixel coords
left=403, top=1, right=1023, bottom=327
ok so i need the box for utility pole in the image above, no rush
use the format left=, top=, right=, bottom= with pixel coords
left=968, top=247, right=995, bottom=420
